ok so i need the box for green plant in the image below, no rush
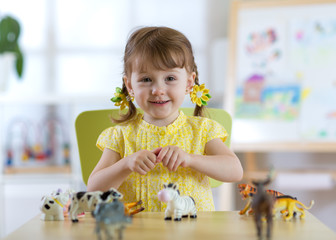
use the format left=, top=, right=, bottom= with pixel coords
left=0, top=15, right=24, bottom=78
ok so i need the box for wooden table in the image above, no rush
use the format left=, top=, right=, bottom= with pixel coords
left=3, top=211, right=336, bottom=240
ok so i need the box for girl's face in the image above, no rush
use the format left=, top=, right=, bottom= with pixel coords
left=124, top=65, right=195, bottom=126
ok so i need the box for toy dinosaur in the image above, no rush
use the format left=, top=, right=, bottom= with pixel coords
left=273, top=195, right=314, bottom=221
left=238, top=183, right=284, bottom=215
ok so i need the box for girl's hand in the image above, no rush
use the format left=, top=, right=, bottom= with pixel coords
left=127, top=148, right=161, bottom=175
left=156, top=145, right=191, bottom=171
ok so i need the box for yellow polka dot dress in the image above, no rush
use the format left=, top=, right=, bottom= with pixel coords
left=96, top=111, right=228, bottom=212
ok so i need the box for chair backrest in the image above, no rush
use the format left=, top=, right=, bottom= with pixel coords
left=75, top=108, right=232, bottom=188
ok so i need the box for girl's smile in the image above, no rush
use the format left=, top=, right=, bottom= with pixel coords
left=148, top=100, right=170, bottom=105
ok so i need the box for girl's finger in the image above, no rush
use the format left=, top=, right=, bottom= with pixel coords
left=148, top=152, right=158, bottom=163
left=139, top=163, right=150, bottom=174
left=168, top=151, right=179, bottom=170
left=137, top=166, right=147, bottom=175
left=162, top=148, right=173, bottom=167
left=144, top=158, right=156, bottom=170
left=151, top=147, right=162, bottom=156
left=157, top=147, right=169, bottom=163
left=172, top=158, right=182, bottom=172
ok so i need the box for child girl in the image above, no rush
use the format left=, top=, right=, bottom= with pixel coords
left=87, top=26, right=243, bottom=211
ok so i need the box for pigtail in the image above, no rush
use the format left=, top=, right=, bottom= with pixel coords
left=192, top=63, right=208, bottom=118
left=111, top=81, right=137, bottom=123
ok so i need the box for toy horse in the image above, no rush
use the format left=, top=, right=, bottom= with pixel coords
left=92, top=200, right=132, bottom=240
left=251, top=178, right=274, bottom=240
left=158, top=183, right=197, bottom=221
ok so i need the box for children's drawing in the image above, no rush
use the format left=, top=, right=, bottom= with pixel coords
left=290, top=18, right=336, bottom=140
left=234, top=7, right=336, bottom=140
left=235, top=21, right=299, bottom=120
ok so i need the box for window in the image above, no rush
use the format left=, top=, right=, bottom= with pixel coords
left=2, top=0, right=208, bottom=97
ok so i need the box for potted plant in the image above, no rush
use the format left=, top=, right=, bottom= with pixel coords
left=0, top=15, right=24, bottom=90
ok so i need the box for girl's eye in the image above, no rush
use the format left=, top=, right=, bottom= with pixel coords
left=166, top=76, right=176, bottom=81
left=141, top=77, right=151, bottom=82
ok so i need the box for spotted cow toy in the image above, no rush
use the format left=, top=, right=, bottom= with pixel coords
left=40, top=190, right=71, bottom=221
left=69, top=188, right=123, bottom=222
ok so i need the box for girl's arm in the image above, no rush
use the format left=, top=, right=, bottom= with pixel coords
left=87, top=148, right=131, bottom=192
left=87, top=147, right=160, bottom=192
left=187, top=138, right=243, bottom=182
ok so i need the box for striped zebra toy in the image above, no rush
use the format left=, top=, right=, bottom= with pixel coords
left=157, top=183, right=197, bottom=221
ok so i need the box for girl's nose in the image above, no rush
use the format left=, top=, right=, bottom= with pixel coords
left=152, top=86, right=165, bottom=95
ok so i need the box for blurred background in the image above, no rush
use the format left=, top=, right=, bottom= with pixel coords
left=0, top=0, right=335, bottom=237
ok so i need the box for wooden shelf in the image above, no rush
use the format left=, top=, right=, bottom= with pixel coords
left=4, top=165, right=71, bottom=175
left=232, top=142, right=336, bottom=153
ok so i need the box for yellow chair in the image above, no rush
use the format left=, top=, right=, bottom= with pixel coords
left=75, top=108, right=232, bottom=188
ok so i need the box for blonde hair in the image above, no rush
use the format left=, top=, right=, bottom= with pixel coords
left=113, top=26, right=206, bottom=123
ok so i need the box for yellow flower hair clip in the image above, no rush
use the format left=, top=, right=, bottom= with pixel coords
left=190, top=83, right=211, bottom=107
left=111, top=87, right=134, bottom=110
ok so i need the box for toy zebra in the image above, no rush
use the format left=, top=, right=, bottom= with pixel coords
left=157, top=183, right=197, bottom=221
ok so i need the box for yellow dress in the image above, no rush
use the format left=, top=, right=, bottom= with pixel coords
left=96, top=111, right=228, bottom=211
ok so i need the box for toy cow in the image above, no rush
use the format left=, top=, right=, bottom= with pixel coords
left=157, top=183, right=197, bottom=221
left=69, top=187, right=123, bottom=222
left=92, top=200, right=132, bottom=240
left=40, top=192, right=70, bottom=221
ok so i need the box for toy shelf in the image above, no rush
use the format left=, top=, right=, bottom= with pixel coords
left=0, top=93, right=113, bottom=182
left=243, top=169, right=336, bottom=181
left=3, top=165, right=71, bottom=175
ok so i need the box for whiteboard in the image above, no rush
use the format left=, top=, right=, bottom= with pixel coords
left=226, top=0, right=336, bottom=146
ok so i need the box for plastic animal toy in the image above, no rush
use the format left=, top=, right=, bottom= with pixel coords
left=50, top=188, right=75, bottom=217
left=124, top=200, right=145, bottom=216
left=273, top=195, right=314, bottom=221
left=69, top=187, right=123, bottom=222
left=92, top=200, right=132, bottom=240
left=238, top=183, right=284, bottom=215
left=40, top=192, right=70, bottom=221
left=251, top=178, right=274, bottom=240
left=157, top=183, right=197, bottom=221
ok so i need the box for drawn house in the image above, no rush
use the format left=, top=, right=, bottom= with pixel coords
left=243, top=74, right=265, bottom=103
